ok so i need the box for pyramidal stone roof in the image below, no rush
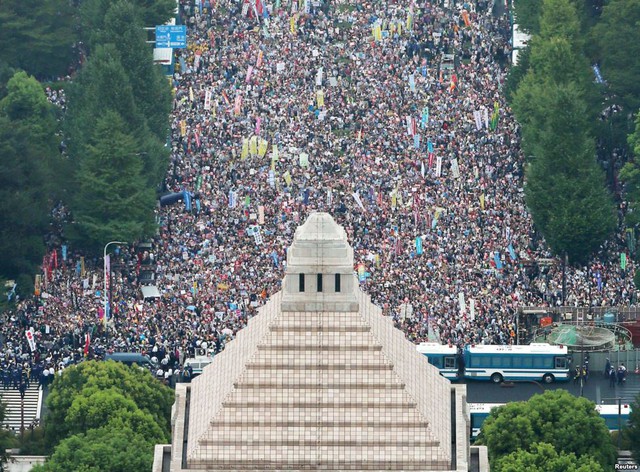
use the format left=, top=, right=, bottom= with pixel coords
left=181, top=213, right=455, bottom=471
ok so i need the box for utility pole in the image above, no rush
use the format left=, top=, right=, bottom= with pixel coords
left=602, top=397, right=624, bottom=450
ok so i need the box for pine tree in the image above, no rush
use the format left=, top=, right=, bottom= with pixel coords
left=69, top=110, right=156, bottom=249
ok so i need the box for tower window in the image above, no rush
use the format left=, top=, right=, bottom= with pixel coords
left=317, top=274, right=323, bottom=292
left=335, top=274, right=341, bottom=292
left=299, top=273, right=305, bottom=292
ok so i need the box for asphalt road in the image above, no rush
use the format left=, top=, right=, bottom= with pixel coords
left=464, top=371, right=640, bottom=406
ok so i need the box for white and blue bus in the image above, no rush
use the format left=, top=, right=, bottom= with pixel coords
left=462, top=343, right=571, bottom=384
left=469, top=402, right=631, bottom=440
left=417, top=342, right=571, bottom=383
left=416, top=342, right=459, bottom=379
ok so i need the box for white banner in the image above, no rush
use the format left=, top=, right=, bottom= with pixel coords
left=458, top=292, right=466, bottom=315
left=26, top=329, right=36, bottom=352
left=451, top=158, right=460, bottom=179
left=352, top=192, right=366, bottom=212
left=316, top=67, right=323, bottom=86
left=435, top=155, right=442, bottom=177
left=470, top=299, right=476, bottom=321
left=204, top=90, right=212, bottom=110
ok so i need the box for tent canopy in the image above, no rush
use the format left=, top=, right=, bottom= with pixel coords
left=141, top=285, right=161, bottom=299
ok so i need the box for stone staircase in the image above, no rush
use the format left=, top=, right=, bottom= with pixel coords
left=0, top=385, right=42, bottom=434
left=187, top=309, right=451, bottom=470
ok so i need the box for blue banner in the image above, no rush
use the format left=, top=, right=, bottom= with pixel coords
left=507, top=244, right=516, bottom=261
left=415, top=236, right=423, bottom=255
left=494, top=252, right=503, bottom=270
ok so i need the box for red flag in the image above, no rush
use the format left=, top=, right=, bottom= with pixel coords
left=84, top=332, right=91, bottom=356
left=52, top=249, right=58, bottom=269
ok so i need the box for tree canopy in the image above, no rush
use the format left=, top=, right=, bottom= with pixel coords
left=493, top=442, right=604, bottom=472
left=67, top=110, right=157, bottom=249
left=32, top=425, right=156, bottom=472
left=476, top=390, right=617, bottom=470
left=44, top=360, right=173, bottom=449
left=0, top=0, right=77, bottom=79
left=626, top=392, right=640, bottom=463
left=592, top=0, right=640, bottom=114
left=0, top=72, right=60, bottom=282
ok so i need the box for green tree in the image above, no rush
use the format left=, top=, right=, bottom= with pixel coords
left=0, top=401, right=17, bottom=471
left=522, top=84, right=615, bottom=264
left=0, top=0, right=77, bottom=78
left=592, top=0, right=640, bottom=114
left=626, top=393, right=640, bottom=463
left=67, top=110, right=157, bottom=249
left=79, top=0, right=176, bottom=51
left=513, top=0, right=543, bottom=35
left=476, top=390, right=617, bottom=470
left=65, top=41, right=169, bottom=190
left=64, top=389, right=166, bottom=444
left=494, top=442, right=604, bottom=472
left=33, top=425, right=155, bottom=472
left=0, top=72, right=60, bottom=280
left=44, top=360, right=172, bottom=449
left=614, top=110, right=640, bottom=227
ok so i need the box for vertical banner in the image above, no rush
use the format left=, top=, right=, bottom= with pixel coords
left=621, top=253, right=627, bottom=270
left=258, top=205, right=265, bottom=224
left=204, top=89, right=212, bottom=110
left=234, top=94, right=242, bottom=115
left=470, top=299, right=476, bottom=321
left=480, top=193, right=485, bottom=210
left=435, top=155, right=442, bottom=177
left=26, top=330, right=36, bottom=352
left=34, top=274, right=42, bottom=297
left=316, top=89, right=325, bottom=108
left=352, top=192, right=366, bottom=212
left=104, top=254, right=111, bottom=319
left=415, top=236, right=423, bottom=255
left=458, top=292, right=466, bottom=315
left=451, top=158, right=460, bottom=179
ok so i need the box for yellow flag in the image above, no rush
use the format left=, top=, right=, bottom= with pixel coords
left=283, top=170, right=292, bottom=186
left=241, top=138, right=249, bottom=159
left=480, top=193, right=485, bottom=211
left=180, top=120, right=187, bottom=137
left=316, top=89, right=324, bottom=108
left=258, top=139, right=268, bottom=158
left=391, top=191, right=397, bottom=209
left=189, top=87, right=194, bottom=101
left=290, top=15, right=297, bottom=34
left=249, top=136, right=258, bottom=156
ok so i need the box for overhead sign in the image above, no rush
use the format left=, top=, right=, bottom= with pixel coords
left=155, top=25, right=187, bottom=48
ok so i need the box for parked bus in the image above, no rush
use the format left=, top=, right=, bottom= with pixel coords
left=416, top=342, right=459, bottom=379
left=416, top=342, right=571, bottom=383
left=463, top=343, right=571, bottom=384
left=469, top=402, right=631, bottom=440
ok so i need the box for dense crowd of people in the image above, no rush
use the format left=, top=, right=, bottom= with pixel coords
left=1, top=0, right=637, bottom=383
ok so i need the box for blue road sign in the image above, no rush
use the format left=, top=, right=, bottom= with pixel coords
left=155, top=25, right=187, bottom=48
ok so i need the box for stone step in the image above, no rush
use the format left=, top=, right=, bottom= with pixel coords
left=188, top=448, right=451, bottom=470
left=270, top=325, right=371, bottom=332
left=200, top=425, right=437, bottom=444
left=249, top=349, right=390, bottom=365
left=215, top=407, right=427, bottom=424
left=198, top=439, right=439, bottom=447
left=245, top=363, right=394, bottom=371
left=225, top=387, right=416, bottom=403
left=257, top=344, right=382, bottom=351
left=235, top=369, right=403, bottom=385
left=234, top=382, right=406, bottom=389
left=221, top=401, right=418, bottom=408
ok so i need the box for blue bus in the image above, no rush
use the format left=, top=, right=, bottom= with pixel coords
left=469, top=402, right=631, bottom=440
left=416, top=342, right=571, bottom=384
left=463, top=343, right=571, bottom=384
left=416, top=342, right=459, bottom=379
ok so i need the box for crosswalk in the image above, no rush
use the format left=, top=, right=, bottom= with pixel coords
left=0, top=385, right=42, bottom=434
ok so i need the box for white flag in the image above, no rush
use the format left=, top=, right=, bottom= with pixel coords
left=26, top=329, right=36, bottom=352
left=451, top=158, right=460, bottom=179
left=470, top=299, right=476, bottom=320
left=204, top=90, right=212, bottom=110
left=458, top=292, right=466, bottom=315
left=435, top=155, right=442, bottom=177
left=352, top=192, right=366, bottom=212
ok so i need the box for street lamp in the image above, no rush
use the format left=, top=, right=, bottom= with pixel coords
left=103, top=241, right=126, bottom=330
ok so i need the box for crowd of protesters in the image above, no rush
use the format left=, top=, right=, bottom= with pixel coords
left=1, top=0, right=637, bottom=386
